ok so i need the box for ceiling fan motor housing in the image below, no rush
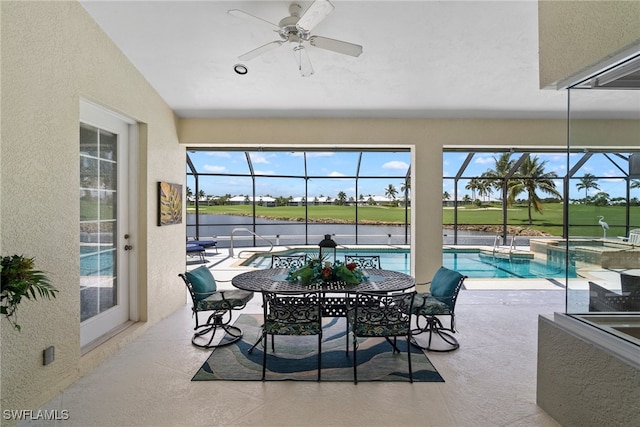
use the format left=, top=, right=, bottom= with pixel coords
left=278, top=6, right=310, bottom=43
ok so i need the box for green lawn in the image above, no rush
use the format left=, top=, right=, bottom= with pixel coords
left=447, top=203, right=638, bottom=237
left=188, top=203, right=639, bottom=237
left=188, top=204, right=410, bottom=224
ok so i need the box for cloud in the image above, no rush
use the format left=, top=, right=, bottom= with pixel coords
left=205, top=152, right=231, bottom=158
left=475, top=156, right=494, bottom=165
left=382, top=160, right=409, bottom=170
left=203, top=165, right=227, bottom=173
left=250, top=153, right=270, bottom=164
left=329, top=171, right=346, bottom=177
left=254, top=170, right=276, bottom=175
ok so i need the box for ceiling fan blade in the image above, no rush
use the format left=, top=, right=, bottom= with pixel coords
left=228, top=9, right=280, bottom=31
left=309, top=36, right=363, bottom=57
left=238, top=41, right=284, bottom=61
left=293, top=45, right=314, bottom=77
left=296, top=0, right=335, bottom=33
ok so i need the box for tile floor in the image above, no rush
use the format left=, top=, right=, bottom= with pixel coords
left=22, top=278, right=564, bottom=427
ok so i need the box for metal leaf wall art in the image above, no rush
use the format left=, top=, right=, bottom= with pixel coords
left=158, top=181, right=183, bottom=226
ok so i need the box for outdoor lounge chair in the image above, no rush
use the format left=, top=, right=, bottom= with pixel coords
left=179, top=266, right=253, bottom=348
left=411, top=266, right=467, bottom=352
left=617, top=229, right=640, bottom=245
left=186, top=244, right=206, bottom=263
left=187, top=237, right=218, bottom=253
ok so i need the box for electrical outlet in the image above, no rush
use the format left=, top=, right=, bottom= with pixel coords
left=43, top=346, right=55, bottom=365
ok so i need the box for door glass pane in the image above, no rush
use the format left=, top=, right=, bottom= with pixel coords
left=100, top=160, right=116, bottom=190
left=80, top=124, right=118, bottom=321
left=99, top=130, right=117, bottom=160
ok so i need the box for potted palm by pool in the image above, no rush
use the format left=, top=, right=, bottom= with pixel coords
left=1, top=255, right=58, bottom=331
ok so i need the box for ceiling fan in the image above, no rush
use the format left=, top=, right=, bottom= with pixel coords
left=228, top=0, right=363, bottom=77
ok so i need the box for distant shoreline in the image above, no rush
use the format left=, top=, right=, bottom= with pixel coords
left=188, top=211, right=551, bottom=236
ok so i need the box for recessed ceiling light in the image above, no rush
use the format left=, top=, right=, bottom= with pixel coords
left=234, top=64, right=248, bottom=75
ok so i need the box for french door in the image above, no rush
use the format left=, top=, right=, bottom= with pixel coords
left=79, top=101, right=136, bottom=348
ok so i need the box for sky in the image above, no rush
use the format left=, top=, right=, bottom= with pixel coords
left=186, top=150, right=411, bottom=199
left=186, top=149, right=637, bottom=200
left=443, top=151, right=638, bottom=201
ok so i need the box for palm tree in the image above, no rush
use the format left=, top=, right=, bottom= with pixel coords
left=576, top=173, right=600, bottom=203
left=477, top=179, right=493, bottom=203
left=465, top=178, right=480, bottom=201
left=336, top=191, right=347, bottom=205
left=507, top=156, right=561, bottom=224
left=443, top=191, right=450, bottom=201
left=482, top=152, right=516, bottom=203
left=385, top=184, right=398, bottom=201
left=400, top=180, right=411, bottom=195
left=630, top=179, right=640, bottom=191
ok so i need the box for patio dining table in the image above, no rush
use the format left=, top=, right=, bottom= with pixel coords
left=232, top=268, right=415, bottom=317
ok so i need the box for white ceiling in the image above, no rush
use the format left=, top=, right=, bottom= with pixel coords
left=79, top=1, right=629, bottom=119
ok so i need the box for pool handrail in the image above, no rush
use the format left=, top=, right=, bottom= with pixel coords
left=230, top=227, right=274, bottom=259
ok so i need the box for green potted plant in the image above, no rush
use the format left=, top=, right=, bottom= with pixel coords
left=1, top=255, right=58, bottom=331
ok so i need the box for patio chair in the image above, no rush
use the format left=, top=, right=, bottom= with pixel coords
left=589, top=274, right=640, bottom=312
left=344, top=254, right=381, bottom=269
left=271, top=254, right=307, bottom=269
left=346, top=291, right=416, bottom=384
left=178, top=266, right=253, bottom=349
left=261, top=291, right=323, bottom=381
left=411, top=266, right=466, bottom=352
left=628, top=230, right=640, bottom=245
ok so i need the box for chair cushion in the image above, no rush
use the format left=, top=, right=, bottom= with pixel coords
left=429, top=266, right=463, bottom=308
left=185, top=266, right=216, bottom=300
left=346, top=309, right=410, bottom=336
left=196, top=289, right=253, bottom=311
left=411, top=293, right=450, bottom=316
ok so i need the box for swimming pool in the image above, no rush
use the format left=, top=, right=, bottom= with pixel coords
left=445, top=251, right=574, bottom=279
left=244, top=248, right=411, bottom=274
left=241, top=247, right=575, bottom=279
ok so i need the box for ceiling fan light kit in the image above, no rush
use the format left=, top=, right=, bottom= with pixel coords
left=229, top=0, right=363, bottom=77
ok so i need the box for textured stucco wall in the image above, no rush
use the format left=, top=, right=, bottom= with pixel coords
left=537, top=316, right=640, bottom=426
left=1, top=1, right=184, bottom=415
left=539, top=0, right=640, bottom=88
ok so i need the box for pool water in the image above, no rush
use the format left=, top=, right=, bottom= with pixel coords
left=445, top=251, right=574, bottom=279
left=80, top=246, right=116, bottom=276
left=245, top=248, right=411, bottom=274
left=242, top=248, right=574, bottom=279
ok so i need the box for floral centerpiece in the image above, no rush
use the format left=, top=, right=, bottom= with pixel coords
left=286, top=256, right=367, bottom=286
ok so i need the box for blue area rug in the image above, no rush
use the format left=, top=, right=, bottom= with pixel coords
left=192, top=314, right=444, bottom=382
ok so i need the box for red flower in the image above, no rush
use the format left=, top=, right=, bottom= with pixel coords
left=346, top=263, right=357, bottom=270
left=322, top=267, right=332, bottom=278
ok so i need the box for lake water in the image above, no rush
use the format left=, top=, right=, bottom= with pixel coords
left=187, top=214, right=534, bottom=247
left=187, top=214, right=411, bottom=247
